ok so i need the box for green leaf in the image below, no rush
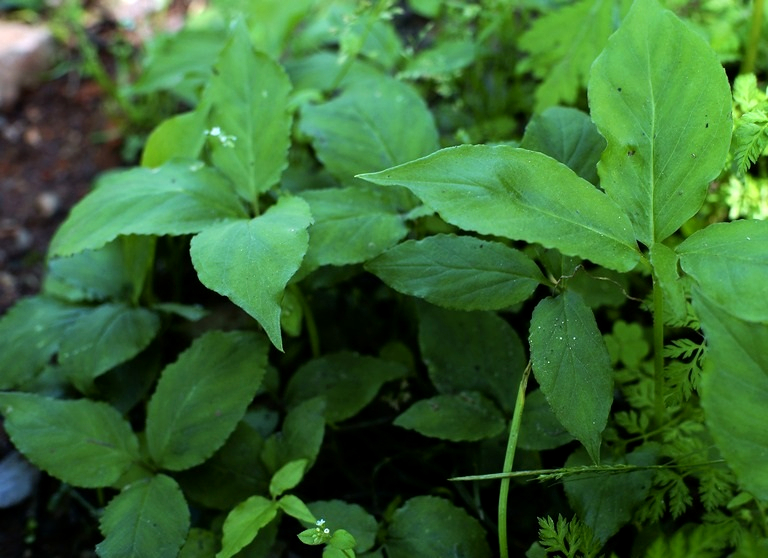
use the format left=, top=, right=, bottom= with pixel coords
left=418, top=304, right=525, bottom=414
left=299, top=76, right=439, bottom=185
left=563, top=444, right=658, bottom=543
left=400, top=38, right=477, bottom=80
left=141, top=107, right=209, bottom=168
left=205, top=20, right=292, bottom=202
left=692, top=288, right=768, bottom=501
left=394, top=392, right=506, bottom=442
left=217, top=495, right=279, bottom=558
left=96, top=474, right=190, bottom=558
left=367, top=234, right=545, bottom=311
left=178, top=528, right=217, bottom=558
left=650, top=243, right=688, bottom=325
left=518, top=0, right=629, bottom=112
left=589, top=0, right=732, bottom=245
left=360, top=145, right=640, bottom=272
left=385, top=496, right=491, bottom=558
left=301, top=186, right=408, bottom=268
left=269, top=459, right=308, bottom=498
left=190, top=196, right=312, bottom=351
left=60, top=303, right=160, bottom=390
left=146, top=330, right=268, bottom=471
left=284, top=352, right=407, bottom=423
left=677, top=220, right=768, bottom=323
left=518, top=389, right=575, bottom=451
left=278, top=494, right=317, bottom=524
left=732, top=109, right=768, bottom=175
left=0, top=393, right=140, bottom=488
left=307, top=500, right=378, bottom=553
left=261, top=397, right=325, bottom=474
left=329, top=529, right=357, bottom=550
left=50, top=162, right=247, bottom=257
left=521, top=106, right=607, bottom=184
left=529, top=290, right=613, bottom=463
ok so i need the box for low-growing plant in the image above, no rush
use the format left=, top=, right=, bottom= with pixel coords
left=1, top=0, right=767, bottom=557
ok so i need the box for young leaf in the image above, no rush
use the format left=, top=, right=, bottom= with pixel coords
left=284, top=352, right=407, bottom=423
left=394, top=392, right=506, bottom=442
left=269, top=459, right=308, bottom=499
left=0, top=393, right=140, bottom=488
left=205, top=20, right=292, bottom=202
left=217, top=495, right=280, bottom=558
left=359, top=145, right=641, bottom=273
left=677, top=220, right=768, bottom=322
left=307, top=500, right=378, bottom=553
left=50, top=162, right=247, bottom=257
left=366, top=234, right=546, bottom=311
left=692, top=288, right=768, bottom=501
left=96, top=474, right=189, bottom=558
left=589, top=0, right=732, bottom=245
left=261, top=397, right=325, bottom=474
left=649, top=243, right=688, bottom=325
left=529, top=290, right=613, bottom=463
left=190, top=196, right=312, bottom=351
left=146, top=330, right=268, bottom=471
left=278, top=494, right=317, bottom=524
left=385, top=496, right=491, bottom=558
left=141, top=106, right=209, bottom=168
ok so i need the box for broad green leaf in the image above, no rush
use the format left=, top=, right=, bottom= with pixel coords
left=205, top=20, right=292, bottom=202
left=359, top=145, right=641, bottom=272
left=269, top=459, right=307, bottom=498
left=60, top=303, right=160, bottom=390
left=0, top=393, right=140, bottom=488
left=650, top=242, right=688, bottom=325
left=50, top=162, right=247, bottom=257
left=141, top=107, right=209, bottom=168
left=385, top=496, right=491, bottom=558
left=307, top=500, right=378, bottom=553
left=518, top=0, right=629, bottom=112
left=529, top=290, right=613, bottom=463
left=563, top=444, right=657, bottom=543
left=367, top=234, right=546, bottom=311
left=299, top=76, right=439, bottom=185
left=217, top=495, right=279, bottom=558
left=394, top=392, right=506, bottom=442
left=285, top=52, right=383, bottom=93
left=179, top=528, right=217, bottom=558
left=284, top=352, right=407, bottom=423
left=692, top=288, right=768, bottom=501
left=190, top=196, right=312, bottom=351
left=278, top=494, right=317, bottom=524
left=518, top=389, right=575, bottom=451
left=146, top=330, right=268, bottom=471
left=677, top=220, right=768, bottom=323
left=521, top=106, right=606, bottom=184
left=400, top=38, right=477, bottom=80
left=301, top=186, right=408, bottom=268
left=96, top=474, right=189, bottom=558
left=0, top=297, right=88, bottom=389
left=329, top=529, right=357, bottom=550
left=589, top=0, right=732, bottom=245
left=418, top=304, right=525, bottom=414
left=261, top=397, right=325, bottom=474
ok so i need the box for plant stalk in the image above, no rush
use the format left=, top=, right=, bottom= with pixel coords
left=742, top=0, right=765, bottom=75
left=498, top=361, right=532, bottom=558
left=652, top=272, right=665, bottom=426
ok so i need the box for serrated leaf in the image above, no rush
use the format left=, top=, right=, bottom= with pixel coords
left=692, top=288, right=768, bottom=501
left=307, top=500, right=378, bottom=553
left=0, top=393, right=139, bottom=488
left=146, top=330, right=268, bottom=471
left=301, top=186, right=408, bottom=268
left=190, top=196, right=312, bottom=351
left=50, top=162, right=247, bottom=257
left=300, top=76, right=439, bottom=185
left=529, top=290, right=613, bottom=463
left=677, top=220, right=768, bottom=323
left=217, top=495, right=279, bottom=558
left=589, top=0, right=732, bottom=245
left=96, top=474, right=189, bottom=558
left=366, top=234, right=545, bottom=311
left=385, top=496, right=491, bottom=558
left=518, top=389, right=575, bottom=451
left=732, top=109, right=768, bottom=175
left=269, top=459, right=307, bottom=498
left=360, top=145, right=640, bottom=272
left=521, top=106, right=607, bottom=184
left=418, top=304, right=524, bottom=414
left=394, top=392, right=506, bottom=442
left=205, top=20, right=292, bottom=202
left=261, top=397, right=325, bottom=474
left=284, top=352, right=407, bottom=423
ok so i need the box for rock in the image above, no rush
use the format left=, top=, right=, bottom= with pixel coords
left=0, top=21, right=55, bottom=110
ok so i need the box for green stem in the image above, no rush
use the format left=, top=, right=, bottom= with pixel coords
left=498, top=361, right=532, bottom=558
left=293, top=286, right=321, bottom=358
left=652, top=271, right=666, bottom=426
left=742, top=0, right=765, bottom=75
left=329, top=0, right=389, bottom=90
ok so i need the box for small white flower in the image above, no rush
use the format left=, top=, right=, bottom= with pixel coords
left=323, top=528, right=330, bottom=534
left=316, top=519, right=326, bottom=527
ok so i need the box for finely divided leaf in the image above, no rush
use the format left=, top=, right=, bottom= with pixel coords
left=589, top=0, right=732, bottom=245
left=50, top=162, right=247, bottom=257
left=96, top=474, right=189, bottom=558
left=360, top=145, right=640, bottom=272
left=146, top=330, right=268, bottom=471
left=732, top=109, right=768, bottom=175
left=190, top=196, right=312, bottom=351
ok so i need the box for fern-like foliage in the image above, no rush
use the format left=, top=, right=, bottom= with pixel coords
left=663, top=338, right=705, bottom=406
left=731, top=74, right=768, bottom=175
left=537, top=515, right=603, bottom=558
left=644, top=523, right=732, bottom=558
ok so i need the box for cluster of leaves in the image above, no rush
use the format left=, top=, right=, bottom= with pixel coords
left=1, top=0, right=768, bottom=557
